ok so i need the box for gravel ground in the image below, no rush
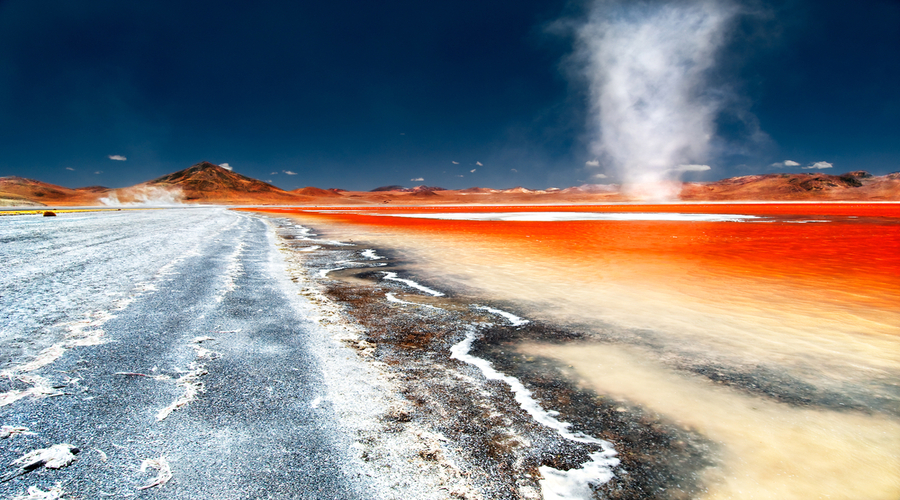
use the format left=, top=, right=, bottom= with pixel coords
left=0, top=208, right=445, bottom=499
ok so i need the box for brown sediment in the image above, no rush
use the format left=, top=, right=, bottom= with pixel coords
left=519, top=341, right=900, bottom=500
left=474, top=325, right=714, bottom=500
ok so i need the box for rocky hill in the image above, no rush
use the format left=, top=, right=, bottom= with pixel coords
left=0, top=177, right=109, bottom=206
left=3, top=164, right=898, bottom=207
left=680, top=171, right=900, bottom=201
left=137, top=161, right=300, bottom=203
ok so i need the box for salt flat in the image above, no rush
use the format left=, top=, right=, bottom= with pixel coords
left=0, top=209, right=438, bottom=498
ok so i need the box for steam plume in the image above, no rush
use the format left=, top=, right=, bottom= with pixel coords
left=575, top=0, right=739, bottom=198
left=100, top=186, right=184, bottom=206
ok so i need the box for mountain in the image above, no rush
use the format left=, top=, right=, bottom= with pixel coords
left=370, top=185, right=446, bottom=193
left=293, top=186, right=343, bottom=197
left=680, top=171, right=900, bottom=201
left=370, top=185, right=405, bottom=192
left=0, top=176, right=108, bottom=206
left=137, top=161, right=299, bottom=203
left=2, top=165, right=898, bottom=207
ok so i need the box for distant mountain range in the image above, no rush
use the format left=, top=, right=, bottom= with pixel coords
left=2, top=161, right=898, bottom=207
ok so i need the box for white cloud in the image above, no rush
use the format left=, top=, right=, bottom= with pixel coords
left=470, top=169, right=476, bottom=173
left=94, top=171, right=103, bottom=174
left=476, top=161, right=483, bottom=166
left=265, top=180, right=273, bottom=183
left=803, top=161, right=833, bottom=170
left=219, top=163, right=232, bottom=171
left=669, top=164, right=711, bottom=173
left=66, top=167, right=75, bottom=171
left=270, top=172, right=278, bottom=175
left=411, top=177, right=424, bottom=182
left=108, top=155, right=126, bottom=161
left=457, top=174, right=464, bottom=177
left=770, top=160, right=801, bottom=168
left=510, top=168, right=518, bottom=173
left=585, top=160, right=600, bottom=167
left=452, top=161, right=459, bottom=164
left=593, top=173, right=608, bottom=179
left=283, top=170, right=297, bottom=175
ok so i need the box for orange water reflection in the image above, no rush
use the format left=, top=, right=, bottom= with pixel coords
left=253, top=204, right=900, bottom=315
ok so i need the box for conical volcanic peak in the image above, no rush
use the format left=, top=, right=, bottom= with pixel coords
left=137, top=161, right=305, bottom=203
left=147, top=161, right=283, bottom=194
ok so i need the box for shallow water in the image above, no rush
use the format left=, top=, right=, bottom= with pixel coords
left=256, top=204, right=900, bottom=498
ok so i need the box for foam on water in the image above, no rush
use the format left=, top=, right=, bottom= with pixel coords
left=381, top=272, right=445, bottom=297
left=450, top=327, right=619, bottom=495
left=368, top=211, right=761, bottom=222
left=473, top=306, right=529, bottom=326
left=538, top=452, right=618, bottom=500
left=361, top=249, right=384, bottom=260
left=385, top=293, right=443, bottom=310
left=318, top=267, right=347, bottom=278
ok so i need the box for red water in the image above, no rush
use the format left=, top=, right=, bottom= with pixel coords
left=253, top=204, right=900, bottom=313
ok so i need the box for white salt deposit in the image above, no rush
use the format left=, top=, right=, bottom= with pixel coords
left=156, top=362, right=208, bottom=421
left=215, top=237, right=245, bottom=302
left=385, top=293, right=443, bottom=310
left=10, top=484, right=65, bottom=500
left=12, top=444, right=79, bottom=470
left=538, top=451, right=619, bottom=499
left=369, top=211, right=760, bottom=222
left=450, top=326, right=619, bottom=495
left=0, top=426, right=34, bottom=439
left=474, top=306, right=529, bottom=326
left=318, top=267, right=347, bottom=278
left=361, top=249, right=384, bottom=260
left=138, top=455, right=173, bottom=490
left=381, top=272, right=445, bottom=297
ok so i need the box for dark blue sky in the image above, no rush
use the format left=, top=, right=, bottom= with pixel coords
left=1, top=0, right=898, bottom=190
